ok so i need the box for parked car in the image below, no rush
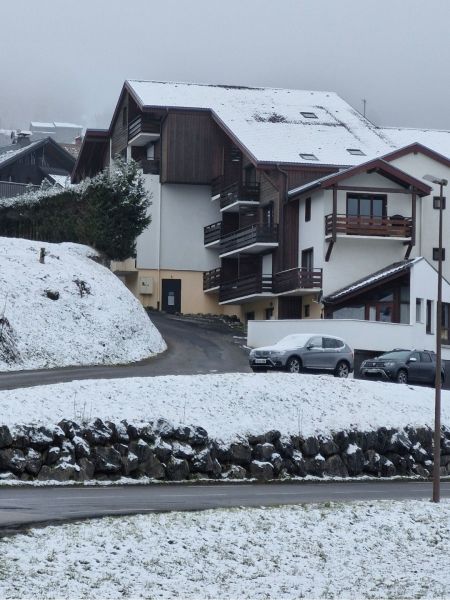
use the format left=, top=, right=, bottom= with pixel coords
left=249, top=333, right=354, bottom=377
left=360, top=349, right=445, bottom=385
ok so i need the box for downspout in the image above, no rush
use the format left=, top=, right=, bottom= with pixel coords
left=157, top=108, right=169, bottom=311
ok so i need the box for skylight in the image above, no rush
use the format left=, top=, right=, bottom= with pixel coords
left=301, top=112, right=318, bottom=119
left=347, top=148, right=366, bottom=156
left=299, top=153, right=319, bottom=161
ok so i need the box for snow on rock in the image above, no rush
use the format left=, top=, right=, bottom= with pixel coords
left=0, top=238, right=165, bottom=370
left=1, top=500, right=450, bottom=599
left=0, top=372, right=449, bottom=442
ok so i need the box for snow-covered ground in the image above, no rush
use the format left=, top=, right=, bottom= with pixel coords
left=0, top=238, right=165, bottom=370
left=0, top=372, right=448, bottom=439
left=1, top=500, right=449, bottom=599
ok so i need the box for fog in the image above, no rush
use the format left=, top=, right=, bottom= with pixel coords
left=1, top=0, right=449, bottom=132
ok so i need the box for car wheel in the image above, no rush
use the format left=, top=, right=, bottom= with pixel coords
left=286, top=357, right=302, bottom=373
left=396, top=369, right=408, bottom=384
left=334, top=361, right=349, bottom=378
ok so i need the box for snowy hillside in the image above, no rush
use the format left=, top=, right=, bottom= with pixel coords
left=0, top=238, right=166, bottom=370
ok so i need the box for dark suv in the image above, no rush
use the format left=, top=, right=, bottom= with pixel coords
left=360, top=349, right=445, bottom=385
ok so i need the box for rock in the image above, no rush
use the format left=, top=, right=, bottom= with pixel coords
left=52, top=426, right=66, bottom=445
left=440, top=455, right=450, bottom=467
left=78, top=458, right=95, bottom=480
left=172, top=442, right=195, bottom=460
left=213, top=441, right=230, bottom=463
left=139, top=425, right=156, bottom=445
left=291, top=450, right=307, bottom=477
left=126, top=423, right=140, bottom=440
left=114, top=443, right=128, bottom=457
left=121, top=452, right=139, bottom=476
left=375, top=428, right=395, bottom=454
left=166, top=457, right=189, bottom=481
left=0, top=425, right=12, bottom=449
left=142, top=454, right=165, bottom=479
left=173, top=425, right=191, bottom=442
left=385, top=452, right=414, bottom=475
left=189, top=426, right=208, bottom=446
left=333, top=431, right=350, bottom=453
left=115, top=421, right=130, bottom=444
left=72, top=435, right=91, bottom=459
left=0, top=471, right=18, bottom=481
left=411, top=442, right=431, bottom=463
left=323, top=455, right=349, bottom=478
left=304, top=455, right=325, bottom=477
left=441, top=438, right=450, bottom=454
left=263, top=430, right=281, bottom=444
left=343, top=445, right=364, bottom=476
left=11, top=427, right=30, bottom=449
left=0, top=448, right=26, bottom=475
left=82, top=419, right=113, bottom=446
left=275, top=438, right=294, bottom=459
left=24, top=448, right=43, bottom=476
left=413, top=464, right=430, bottom=478
left=364, top=449, right=382, bottom=475
left=46, top=446, right=61, bottom=466
left=105, top=422, right=118, bottom=443
left=211, top=458, right=222, bottom=478
left=415, top=427, right=433, bottom=453
left=249, top=460, right=274, bottom=481
left=192, top=449, right=214, bottom=473
left=154, top=418, right=175, bottom=440
left=229, top=442, right=252, bottom=466
left=57, top=419, right=80, bottom=440
left=271, top=452, right=284, bottom=477
left=248, top=433, right=267, bottom=446
left=92, top=446, right=122, bottom=474
left=301, top=437, right=320, bottom=457
left=152, top=438, right=172, bottom=463
left=253, top=443, right=275, bottom=461
left=379, top=456, right=396, bottom=477
left=319, top=437, right=339, bottom=457
left=45, top=289, right=60, bottom=301
left=60, top=440, right=76, bottom=464
left=222, top=465, right=247, bottom=479
left=129, top=439, right=153, bottom=463
left=37, top=461, right=79, bottom=482
left=389, top=432, right=412, bottom=454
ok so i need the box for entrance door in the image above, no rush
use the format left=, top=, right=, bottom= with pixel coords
left=162, top=279, right=181, bottom=313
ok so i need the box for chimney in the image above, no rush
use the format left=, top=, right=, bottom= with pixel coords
left=14, top=130, right=32, bottom=147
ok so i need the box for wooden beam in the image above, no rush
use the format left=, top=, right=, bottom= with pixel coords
left=411, top=191, right=416, bottom=247
left=404, top=243, right=413, bottom=259
left=325, top=240, right=335, bottom=262
left=332, top=186, right=337, bottom=243
left=333, top=185, right=412, bottom=194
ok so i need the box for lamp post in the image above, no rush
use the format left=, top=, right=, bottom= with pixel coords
left=423, top=174, right=448, bottom=503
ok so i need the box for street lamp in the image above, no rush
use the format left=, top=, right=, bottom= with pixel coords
left=423, top=173, right=448, bottom=503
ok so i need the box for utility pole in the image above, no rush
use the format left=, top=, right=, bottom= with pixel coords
left=362, top=99, right=367, bottom=118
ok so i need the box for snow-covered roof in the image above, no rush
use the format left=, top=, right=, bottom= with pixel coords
left=380, top=127, right=450, bottom=161
left=46, top=173, right=69, bottom=187
left=0, top=140, right=42, bottom=166
left=30, top=122, right=54, bottom=129
left=126, top=80, right=397, bottom=166
left=324, top=259, right=422, bottom=303
left=53, top=122, right=83, bottom=129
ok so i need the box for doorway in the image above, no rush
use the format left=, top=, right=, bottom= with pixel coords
left=162, top=279, right=181, bottom=313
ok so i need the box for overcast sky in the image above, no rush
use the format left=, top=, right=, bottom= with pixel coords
left=1, top=0, right=449, bottom=132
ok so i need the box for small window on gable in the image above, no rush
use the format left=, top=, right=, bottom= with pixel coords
left=305, top=197, right=311, bottom=222
left=347, top=148, right=366, bottom=156
left=433, top=196, right=446, bottom=210
left=300, top=153, right=318, bottom=161
left=301, top=112, right=318, bottom=119
left=433, top=247, right=446, bottom=261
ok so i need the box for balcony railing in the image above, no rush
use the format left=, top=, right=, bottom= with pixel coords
left=274, top=268, right=323, bottom=294
left=203, top=268, right=221, bottom=291
left=325, top=214, right=413, bottom=238
left=204, top=221, right=222, bottom=246
left=128, top=115, right=160, bottom=141
left=219, top=182, right=260, bottom=210
left=219, top=274, right=273, bottom=303
left=220, top=224, right=278, bottom=256
left=139, top=158, right=160, bottom=175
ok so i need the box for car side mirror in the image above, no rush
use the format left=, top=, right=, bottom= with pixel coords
left=408, top=357, right=417, bottom=363
left=306, top=344, right=313, bottom=350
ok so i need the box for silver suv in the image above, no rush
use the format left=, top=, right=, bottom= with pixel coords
left=249, top=333, right=354, bottom=377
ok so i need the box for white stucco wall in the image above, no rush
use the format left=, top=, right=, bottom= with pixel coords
left=136, top=180, right=221, bottom=272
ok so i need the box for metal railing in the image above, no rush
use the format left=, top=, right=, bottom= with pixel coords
left=203, top=267, right=221, bottom=291
left=139, top=159, right=160, bottom=175
left=220, top=223, right=278, bottom=255
left=204, top=221, right=222, bottom=246
left=219, top=181, right=260, bottom=210
left=325, top=214, right=413, bottom=238
left=274, top=267, right=323, bottom=293
left=0, top=181, right=39, bottom=199
left=219, top=274, right=272, bottom=303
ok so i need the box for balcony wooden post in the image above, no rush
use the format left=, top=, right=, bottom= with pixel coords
left=325, top=187, right=337, bottom=262
left=405, top=190, right=416, bottom=259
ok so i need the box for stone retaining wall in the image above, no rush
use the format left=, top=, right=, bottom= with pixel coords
left=0, top=419, right=448, bottom=483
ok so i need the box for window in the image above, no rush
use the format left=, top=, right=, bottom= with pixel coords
left=346, top=149, right=366, bottom=156
left=420, top=352, right=432, bottom=363
left=433, top=196, right=446, bottom=210
left=331, top=305, right=365, bottom=320
left=265, top=307, right=274, bottom=320
left=305, top=197, right=311, bottom=222
left=347, top=193, right=387, bottom=218
left=299, top=153, right=318, bottom=161
left=433, top=247, right=446, bottom=261
left=426, top=300, right=433, bottom=334
left=304, top=304, right=310, bottom=318
left=442, top=303, right=450, bottom=344
left=231, top=146, right=241, bottom=162
left=416, top=298, right=423, bottom=323
left=301, top=112, right=318, bottom=119
left=308, top=336, right=322, bottom=348
left=323, top=337, right=342, bottom=349
left=301, top=248, right=314, bottom=271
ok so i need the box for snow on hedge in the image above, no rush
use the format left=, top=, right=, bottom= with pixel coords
left=0, top=238, right=165, bottom=370
left=0, top=373, right=448, bottom=440
left=1, top=500, right=449, bottom=598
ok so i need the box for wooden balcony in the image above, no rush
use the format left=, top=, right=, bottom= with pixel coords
left=219, top=274, right=273, bottom=303
left=138, top=158, right=160, bottom=175
left=219, top=182, right=260, bottom=212
left=128, top=115, right=160, bottom=146
left=203, top=267, right=221, bottom=292
left=220, top=224, right=278, bottom=257
left=274, top=268, right=323, bottom=294
left=204, top=221, right=222, bottom=247
left=325, top=214, right=413, bottom=239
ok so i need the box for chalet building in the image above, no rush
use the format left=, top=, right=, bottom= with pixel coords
left=72, top=80, right=450, bottom=330
left=0, top=135, right=75, bottom=199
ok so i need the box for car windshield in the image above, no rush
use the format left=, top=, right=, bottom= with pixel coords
left=274, top=334, right=315, bottom=349
left=378, top=351, right=411, bottom=361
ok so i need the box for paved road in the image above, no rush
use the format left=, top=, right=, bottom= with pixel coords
left=0, top=480, right=448, bottom=531
left=0, top=313, right=250, bottom=390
